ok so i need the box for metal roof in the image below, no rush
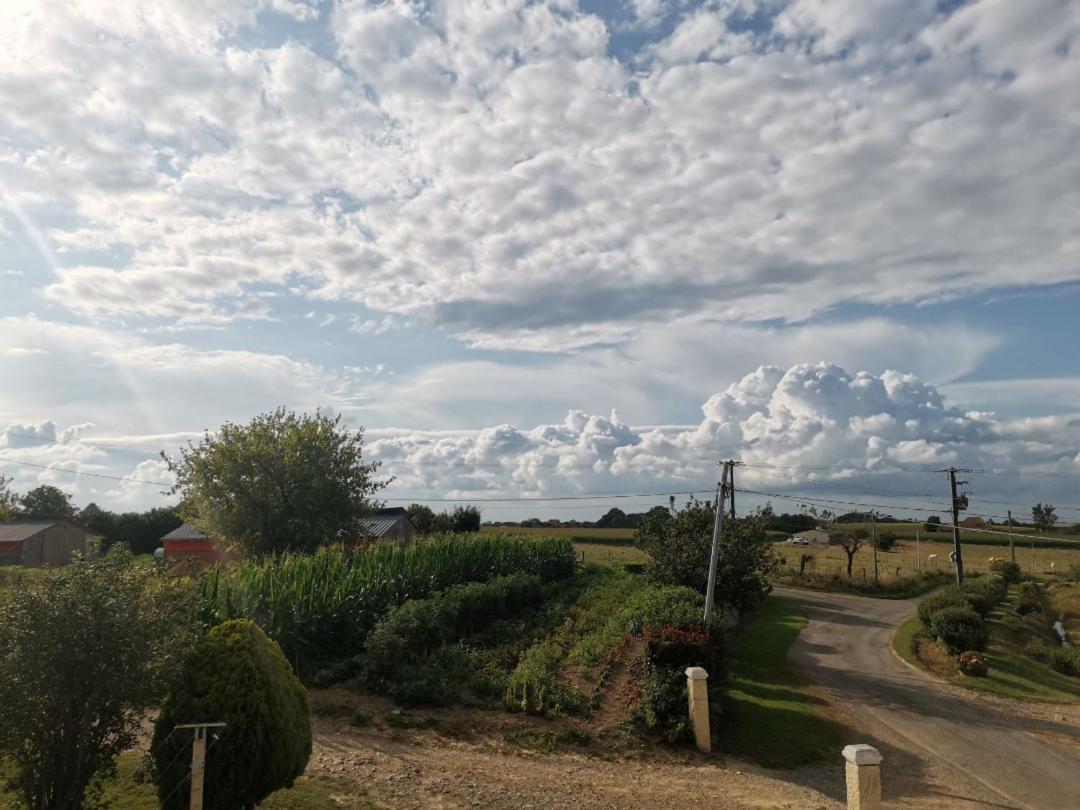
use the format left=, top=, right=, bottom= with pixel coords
left=161, top=523, right=211, bottom=542
left=360, top=514, right=407, bottom=538
left=0, top=521, right=58, bottom=543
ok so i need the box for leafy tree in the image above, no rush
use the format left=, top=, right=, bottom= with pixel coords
left=636, top=500, right=780, bottom=618
left=596, top=507, right=630, bottom=529
left=0, top=473, right=17, bottom=519
left=924, top=515, right=942, bottom=533
left=829, top=528, right=869, bottom=580
left=875, top=530, right=898, bottom=552
left=0, top=549, right=196, bottom=810
left=17, top=484, right=76, bottom=519
left=449, top=504, right=481, bottom=533
left=406, top=503, right=436, bottom=534
left=163, top=408, right=388, bottom=555
left=1032, top=502, right=1057, bottom=533
left=430, top=511, right=454, bottom=533
left=153, top=620, right=311, bottom=810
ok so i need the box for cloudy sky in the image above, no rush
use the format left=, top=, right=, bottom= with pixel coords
left=2, top=0, right=1080, bottom=521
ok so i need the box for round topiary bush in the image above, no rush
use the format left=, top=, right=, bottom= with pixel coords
left=153, top=620, right=312, bottom=810
left=962, top=575, right=1007, bottom=617
left=930, top=606, right=989, bottom=656
left=917, top=589, right=966, bottom=630
left=958, top=650, right=989, bottom=677
left=988, top=559, right=1022, bottom=584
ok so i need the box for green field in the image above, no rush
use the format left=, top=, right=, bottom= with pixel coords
left=482, top=525, right=637, bottom=544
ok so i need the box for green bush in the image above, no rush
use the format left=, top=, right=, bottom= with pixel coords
left=636, top=623, right=724, bottom=742
left=153, top=620, right=312, bottom=810
left=503, top=639, right=586, bottom=716
left=1046, top=646, right=1080, bottom=677
left=962, top=575, right=1007, bottom=617
left=1016, top=581, right=1045, bottom=615
left=988, top=559, right=1022, bottom=584
left=917, top=589, right=967, bottom=630
left=930, top=606, right=989, bottom=655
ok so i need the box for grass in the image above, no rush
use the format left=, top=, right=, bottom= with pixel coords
left=572, top=542, right=649, bottom=567
left=482, top=526, right=637, bottom=543
left=723, top=597, right=844, bottom=768
left=0, top=753, right=374, bottom=810
left=894, top=596, right=1080, bottom=704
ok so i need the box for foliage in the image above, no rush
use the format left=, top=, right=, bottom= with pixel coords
left=930, top=606, right=989, bottom=655
left=763, top=510, right=818, bottom=535
left=449, top=505, right=481, bottom=533
left=153, top=620, right=311, bottom=810
left=875, top=530, right=897, bottom=552
left=197, top=535, right=577, bottom=670
left=164, top=408, right=387, bottom=555
left=596, top=507, right=646, bottom=529
left=0, top=550, right=195, bottom=810
left=635, top=500, right=780, bottom=617
left=1016, top=581, right=1045, bottom=615
left=989, top=558, right=1022, bottom=584
left=1032, top=502, right=1057, bottom=533
left=958, top=650, right=989, bottom=677
left=961, top=574, right=1007, bottom=617
left=924, top=515, right=942, bottom=532
left=636, top=622, right=724, bottom=743
left=363, top=573, right=548, bottom=697
left=406, top=503, right=436, bottom=534
left=917, top=589, right=968, bottom=630
left=0, top=473, right=16, bottom=519
left=1070, top=562, right=1080, bottom=583
left=828, top=528, right=870, bottom=579
left=504, top=639, right=587, bottom=716
left=78, top=503, right=182, bottom=554
left=1044, top=646, right=1080, bottom=677
left=406, top=503, right=481, bottom=535
left=16, top=484, right=76, bottom=519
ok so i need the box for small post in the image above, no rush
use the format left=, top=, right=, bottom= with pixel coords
left=685, top=667, right=711, bottom=753
left=189, top=728, right=206, bottom=810
left=842, top=744, right=882, bottom=810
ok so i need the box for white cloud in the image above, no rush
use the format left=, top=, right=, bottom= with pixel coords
left=0, top=0, right=1072, bottom=348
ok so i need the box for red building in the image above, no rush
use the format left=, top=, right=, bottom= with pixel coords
left=160, top=523, right=235, bottom=566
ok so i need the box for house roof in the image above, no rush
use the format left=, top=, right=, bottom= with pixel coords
left=0, top=521, right=59, bottom=544
left=162, top=523, right=211, bottom=542
left=360, top=514, right=409, bottom=538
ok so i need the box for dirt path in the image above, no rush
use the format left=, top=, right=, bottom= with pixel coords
left=775, top=586, right=1080, bottom=809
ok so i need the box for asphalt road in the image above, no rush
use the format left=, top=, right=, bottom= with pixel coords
left=774, top=586, right=1080, bottom=810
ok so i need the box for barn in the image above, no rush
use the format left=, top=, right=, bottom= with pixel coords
left=359, top=507, right=415, bottom=546
left=0, top=520, right=88, bottom=567
left=160, top=523, right=235, bottom=566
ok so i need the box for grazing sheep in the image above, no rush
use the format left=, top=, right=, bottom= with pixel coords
left=1050, top=562, right=1056, bottom=571
left=927, top=553, right=939, bottom=565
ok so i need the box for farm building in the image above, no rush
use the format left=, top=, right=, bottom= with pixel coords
left=0, top=520, right=88, bottom=567
left=160, top=523, right=236, bottom=566
left=358, top=507, right=415, bottom=547
left=792, top=529, right=830, bottom=546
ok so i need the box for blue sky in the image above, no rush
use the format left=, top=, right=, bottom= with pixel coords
left=2, top=0, right=1080, bottom=519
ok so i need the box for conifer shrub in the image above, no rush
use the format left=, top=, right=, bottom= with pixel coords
left=153, top=620, right=311, bottom=810
left=917, top=589, right=967, bottom=630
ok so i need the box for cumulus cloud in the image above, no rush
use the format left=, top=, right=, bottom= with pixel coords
left=0, top=0, right=1073, bottom=348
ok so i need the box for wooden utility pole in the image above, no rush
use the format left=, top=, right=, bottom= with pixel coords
left=703, top=463, right=727, bottom=626
left=870, top=511, right=879, bottom=586
left=1008, top=510, right=1016, bottom=564
left=175, top=722, right=226, bottom=810
left=937, top=467, right=970, bottom=585
left=915, top=527, right=920, bottom=570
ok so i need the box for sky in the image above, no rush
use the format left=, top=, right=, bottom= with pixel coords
left=2, top=0, right=1080, bottom=523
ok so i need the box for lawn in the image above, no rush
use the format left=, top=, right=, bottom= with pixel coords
left=893, top=604, right=1080, bottom=704
left=723, top=597, right=844, bottom=768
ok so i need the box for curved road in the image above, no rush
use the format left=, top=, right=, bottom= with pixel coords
left=774, top=587, right=1080, bottom=809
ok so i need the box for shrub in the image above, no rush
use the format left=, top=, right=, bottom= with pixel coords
left=197, top=535, right=576, bottom=669
left=153, top=620, right=312, bottom=810
left=1016, top=581, right=1045, bottom=615
left=1046, top=646, right=1080, bottom=677
left=1069, top=562, right=1080, bottom=583
left=504, top=640, right=586, bottom=716
left=636, top=622, right=724, bottom=742
left=962, top=575, right=1007, bottom=617
left=1023, top=638, right=1053, bottom=663
left=958, top=650, right=989, bottom=677
left=930, top=606, right=989, bottom=655
left=988, top=559, right=1022, bottom=584
left=917, top=589, right=967, bottom=630
left=0, top=550, right=195, bottom=810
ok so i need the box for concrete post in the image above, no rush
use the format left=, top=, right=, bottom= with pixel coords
left=842, top=744, right=882, bottom=810
left=685, top=667, right=711, bottom=753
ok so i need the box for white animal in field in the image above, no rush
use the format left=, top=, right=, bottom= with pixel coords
left=987, top=557, right=1003, bottom=566
left=927, top=553, right=939, bottom=565
left=1050, top=562, right=1056, bottom=571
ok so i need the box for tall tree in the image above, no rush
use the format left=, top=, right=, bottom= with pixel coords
left=163, top=408, right=388, bottom=556
left=829, top=528, right=869, bottom=580
left=18, top=485, right=76, bottom=519
left=406, top=503, right=436, bottom=535
left=449, top=505, right=481, bottom=533
left=1032, top=502, right=1057, bottom=533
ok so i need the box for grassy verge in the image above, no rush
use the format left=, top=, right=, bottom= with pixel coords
left=723, top=598, right=844, bottom=768
left=775, top=571, right=949, bottom=600
left=0, top=753, right=379, bottom=810
left=893, top=603, right=1080, bottom=703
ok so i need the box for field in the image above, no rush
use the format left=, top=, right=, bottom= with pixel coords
left=482, top=525, right=636, bottom=544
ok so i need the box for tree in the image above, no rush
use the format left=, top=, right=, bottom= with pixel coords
left=829, top=528, right=869, bottom=580
left=636, top=500, right=780, bottom=617
left=153, top=620, right=311, bottom=810
left=0, top=473, right=17, bottom=519
left=449, top=504, right=481, bottom=533
left=406, top=503, right=436, bottom=534
left=17, top=484, right=76, bottom=519
left=875, top=530, right=898, bottom=552
left=924, top=515, right=942, bottom=533
left=596, top=507, right=630, bottom=529
left=0, top=549, right=195, bottom=810
left=164, top=408, right=388, bottom=556
left=1032, top=502, right=1057, bottom=533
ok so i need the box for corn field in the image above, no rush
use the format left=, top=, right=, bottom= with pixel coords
left=196, top=534, right=576, bottom=670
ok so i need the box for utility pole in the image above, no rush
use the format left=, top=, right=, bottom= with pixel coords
left=175, top=722, right=226, bottom=810
left=937, top=467, right=971, bottom=585
left=703, top=462, right=728, bottom=626
left=915, top=527, right=920, bottom=570
left=870, top=510, right=879, bottom=586
left=1008, top=510, right=1016, bottom=564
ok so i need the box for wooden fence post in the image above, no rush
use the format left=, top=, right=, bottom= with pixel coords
left=685, top=667, right=711, bottom=753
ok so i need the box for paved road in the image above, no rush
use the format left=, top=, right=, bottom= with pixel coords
left=774, top=587, right=1080, bottom=810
